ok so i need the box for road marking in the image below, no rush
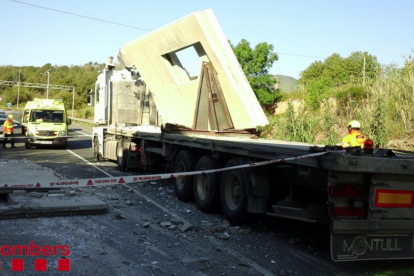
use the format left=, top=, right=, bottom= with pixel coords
left=66, top=149, right=111, bottom=177
left=69, top=123, right=92, bottom=137
left=75, top=130, right=91, bottom=137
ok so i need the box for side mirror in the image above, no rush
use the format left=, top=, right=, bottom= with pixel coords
left=67, top=118, right=72, bottom=125
left=87, top=94, right=93, bottom=106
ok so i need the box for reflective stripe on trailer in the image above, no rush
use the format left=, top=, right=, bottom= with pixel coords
left=375, top=189, right=414, bottom=208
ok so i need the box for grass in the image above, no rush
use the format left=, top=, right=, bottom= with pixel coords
left=262, top=60, right=414, bottom=150
left=71, top=106, right=94, bottom=120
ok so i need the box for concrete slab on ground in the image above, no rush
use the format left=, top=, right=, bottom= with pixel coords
left=0, top=159, right=62, bottom=189
left=0, top=159, right=108, bottom=218
left=0, top=192, right=108, bottom=219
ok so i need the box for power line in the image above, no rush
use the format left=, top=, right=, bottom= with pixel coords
left=276, top=52, right=325, bottom=59
left=9, top=0, right=152, bottom=32
left=9, top=0, right=326, bottom=61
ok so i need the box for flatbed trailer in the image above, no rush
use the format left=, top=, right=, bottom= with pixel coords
left=94, top=121, right=414, bottom=261
left=91, top=9, right=414, bottom=261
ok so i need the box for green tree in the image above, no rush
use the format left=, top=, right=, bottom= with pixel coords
left=232, top=39, right=280, bottom=109
left=299, top=60, right=325, bottom=87
left=300, top=52, right=378, bottom=88
left=305, top=75, right=334, bottom=110
left=345, top=51, right=379, bottom=82
left=0, top=63, right=103, bottom=109
left=299, top=52, right=379, bottom=110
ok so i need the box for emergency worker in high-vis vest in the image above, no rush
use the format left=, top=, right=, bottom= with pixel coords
left=341, top=120, right=366, bottom=148
left=2, top=114, right=15, bottom=148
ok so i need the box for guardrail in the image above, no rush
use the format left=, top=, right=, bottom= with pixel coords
left=69, top=117, right=94, bottom=125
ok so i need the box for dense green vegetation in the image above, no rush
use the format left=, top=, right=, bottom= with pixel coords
left=0, top=62, right=105, bottom=110
left=298, top=52, right=379, bottom=111
left=1, top=40, right=413, bottom=150
left=265, top=52, right=414, bottom=150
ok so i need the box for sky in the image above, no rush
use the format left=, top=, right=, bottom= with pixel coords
left=1, top=0, right=413, bottom=79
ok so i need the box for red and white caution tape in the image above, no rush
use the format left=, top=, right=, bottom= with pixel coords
left=1, top=151, right=328, bottom=189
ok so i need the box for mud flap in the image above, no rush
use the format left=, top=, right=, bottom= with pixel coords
left=331, top=233, right=414, bottom=261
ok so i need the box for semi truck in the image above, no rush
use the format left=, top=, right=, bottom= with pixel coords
left=91, top=9, right=414, bottom=261
left=23, top=98, right=71, bottom=149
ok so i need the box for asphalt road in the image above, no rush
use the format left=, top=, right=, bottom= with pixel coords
left=0, top=121, right=413, bottom=275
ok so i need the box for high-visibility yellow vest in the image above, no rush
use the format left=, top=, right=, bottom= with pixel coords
left=3, top=119, right=14, bottom=134
left=342, top=130, right=366, bottom=148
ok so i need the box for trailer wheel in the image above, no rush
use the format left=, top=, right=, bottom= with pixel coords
left=93, top=137, right=100, bottom=161
left=220, top=157, right=252, bottom=225
left=173, top=150, right=198, bottom=202
left=193, top=156, right=222, bottom=213
left=117, top=142, right=128, bottom=171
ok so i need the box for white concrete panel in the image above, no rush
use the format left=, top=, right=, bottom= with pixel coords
left=118, top=9, right=269, bottom=130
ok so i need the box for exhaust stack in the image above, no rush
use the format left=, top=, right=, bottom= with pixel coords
left=106, top=56, right=115, bottom=70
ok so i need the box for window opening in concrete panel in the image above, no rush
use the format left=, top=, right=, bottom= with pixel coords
left=163, top=42, right=210, bottom=83
left=175, top=46, right=200, bottom=80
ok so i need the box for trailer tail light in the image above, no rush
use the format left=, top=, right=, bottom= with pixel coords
left=131, top=145, right=141, bottom=152
left=375, top=189, right=414, bottom=208
left=330, top=184, right=364, bottom=197
left=332, top=207, right=364, bottom=217
left=329, top=184, right=365, bottom=218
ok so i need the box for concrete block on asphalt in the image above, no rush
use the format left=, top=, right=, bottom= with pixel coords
left=1, top=193, right=108, bottom=219
left=0, top=159, right=63, bottom=187
left=0, top=159, right=108, bottom=219
left=228, top=226, right=240, bottom=235
left=29, top=192, right=44, bottom=198
left=48, top=189, right=66, bottom=194
left=11, top=190, right=26, bottom=196
left=181, top=222, right=193, bottom=232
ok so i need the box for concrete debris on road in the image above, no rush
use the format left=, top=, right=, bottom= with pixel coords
left=0, top=159, right=108, bottom=219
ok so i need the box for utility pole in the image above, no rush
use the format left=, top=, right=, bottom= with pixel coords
left=17, top=70, right=21, bottom=108
left=46, top=71, right=50, bottom=99
left=363, top=57, right=366, bottom=86
left=42, top=69, right=52, bottom=99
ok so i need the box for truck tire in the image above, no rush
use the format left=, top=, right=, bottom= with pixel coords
left=173, top=150, right=198, bottom=202
left=60, top=141, right=67, bottom=149
left=117, top=142, right=128, bottom=171
left=93, top=137, right=101, bottom=161
left=193, top=156, right=222, bottom=213
left=220, top=157, right=252, bottom=225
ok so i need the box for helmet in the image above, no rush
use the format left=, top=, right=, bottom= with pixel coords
left=7, top=114, right=13, bottom=119
left=347, top=120, right=360, bottom=129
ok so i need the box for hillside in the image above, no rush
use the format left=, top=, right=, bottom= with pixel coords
left=275, top=75, right=298, bottom=92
